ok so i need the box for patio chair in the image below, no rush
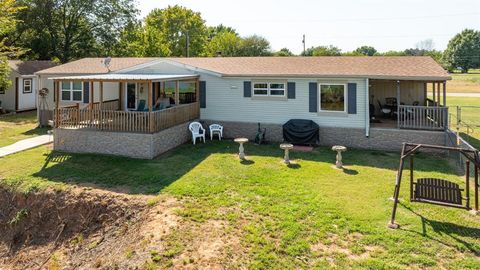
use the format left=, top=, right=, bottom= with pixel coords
left=189, top=121, right=206, bottom=145
left=136, top=100, right=147, bottom=111
left=209, top=124, right=223, bottom=140
left=377, top=100, right=392, bottom=118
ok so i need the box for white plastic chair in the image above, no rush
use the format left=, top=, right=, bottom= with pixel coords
left=189, top=122, right=206, bottom=145
left=209, top=124, right=223, bottom=140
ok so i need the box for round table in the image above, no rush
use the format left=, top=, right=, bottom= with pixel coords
left=280, top=143, right=294, bottom=164
left=234, top=138, right=249, bottom=160
left=331, top=145, right=347, bottom=168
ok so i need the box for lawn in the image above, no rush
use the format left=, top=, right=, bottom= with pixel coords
left=446, top=97, right=480, bottom=149
left=447, top=69, right=480, bottom=93
left=0, top=111, right=49, bottom=147
left=1, top=142, right=479, bottom=269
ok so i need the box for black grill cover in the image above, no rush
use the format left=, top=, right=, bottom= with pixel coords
left=283, top=119, right=319, bottom=145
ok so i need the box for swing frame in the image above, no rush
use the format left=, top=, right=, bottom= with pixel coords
left=388, top=143, right=480, bottom=229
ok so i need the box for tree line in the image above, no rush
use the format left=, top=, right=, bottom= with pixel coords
left=1, top=1, right=479, bottom=89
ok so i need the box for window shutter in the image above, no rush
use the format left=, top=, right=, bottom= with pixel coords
left=83, top=82, right=89, bottom=103
left=199, top=81, right=206, bottom=108
left=347, top=83, right=357, bottom=114
left=309, top=82, right=318, bottom=112
left=243, top=81, right=251, bottom=97
left=287, top=82, right=296, bottom=99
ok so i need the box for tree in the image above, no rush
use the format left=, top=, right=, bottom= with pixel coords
left=415, top=39, right=435, bottom=51
left=303, top=45, right=341, bottom=56
left=273, top=48, right=294, bottom=56
left=443, top=29, right=480, bottom=72
left=0, top=0, right=25, bottom=90
left=144, top=5, right=208, bottom=57
left=15, top=0, right=138, bottom=62
left=207, top=24, right=237, bottom=40
left=353, top=46, right=377, bottom=56
left=202, top=31, right=242, bottom=57
left=380, top=50, right=407, bottom=56
left=238, top=35, right=272, bottom=56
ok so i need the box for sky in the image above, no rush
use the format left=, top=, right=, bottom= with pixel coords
left=137, top=0, right=480, bottom=54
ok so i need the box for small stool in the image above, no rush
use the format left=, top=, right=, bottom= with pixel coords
left=234, top=138, right=249, bottom=160
left=331, top=145, right=347, bottom=169
left=280, top=143, right=294, bottom=164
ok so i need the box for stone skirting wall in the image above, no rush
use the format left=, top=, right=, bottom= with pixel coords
left=201, top=120, right=446, bottom=152
left=54, top=122, right=191, bottom=159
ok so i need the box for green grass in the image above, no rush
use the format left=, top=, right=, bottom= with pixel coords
left=0, top=111, right=49, bottom=147
left=1, top=141, right=479, bottom=269
left=446, top=97, right=480, bottom=149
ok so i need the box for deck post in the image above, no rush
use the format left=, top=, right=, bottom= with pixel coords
left=432, top=82, right=436, bottom=105
left=175, top=80, right=180, bottom=105
left=99, top=81, right=103, bottom=130
left=442, top=81, right=446, bottom=106
left=396, top=80, right=400, bottom=129
left=148, top=80, right=153, bottom=133
left=118, top=82, right=122, bottom=110
left=54, top=80, right=59, bottom=128
left=89, top=81, right=94, bottom=122
left=423, top=82, right=427, bottom=105
left=437, top=82, right=441, bottom=106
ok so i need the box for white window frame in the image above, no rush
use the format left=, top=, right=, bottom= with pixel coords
left=61, top=81, right=84, bottom=102
left=318, top=83, right=347, bottom=113
left=252, top=82, right=286, bottom=97
left=23, top=79, right=32, bottom=93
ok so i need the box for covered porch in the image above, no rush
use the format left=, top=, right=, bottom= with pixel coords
left=53, top=74, right=201, bottom=134
left=369, top=79, right=448, bottom=131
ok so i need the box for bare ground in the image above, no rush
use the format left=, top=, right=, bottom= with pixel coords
left=0, top=186, right=245, bottom=270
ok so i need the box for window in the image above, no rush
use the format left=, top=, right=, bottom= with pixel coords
left=23, top=79, right=32, bottom=93
left=253, top=82, right=285, bottom=97
left=319, top=84, right=346, bottom=112
left=61, top=81, right=83, bottom=102
left=179, top=81, right=196, bottom=104
left=0, top=86, right=4, bottom=94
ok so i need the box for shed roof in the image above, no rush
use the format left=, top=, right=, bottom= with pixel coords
left=9, top=60, right=57, bottom=75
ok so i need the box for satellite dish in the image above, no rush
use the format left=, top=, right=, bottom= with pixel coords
left=103, top=57, right=112, bottom=72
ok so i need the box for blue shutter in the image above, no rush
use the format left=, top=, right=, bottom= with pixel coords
left=347, top=83, right=357, bottom=114
left=309, top=82, right=318, bottom=112
left=243, top=81, right=251, bottom=97
left=199, top=81, right=206, bottom=108
left=287, top=82, right=296, bottom=99
left=83, top=82, right=89, bottom=103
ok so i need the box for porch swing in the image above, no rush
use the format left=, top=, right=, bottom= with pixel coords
left=388, top=143, right=480, bottom=229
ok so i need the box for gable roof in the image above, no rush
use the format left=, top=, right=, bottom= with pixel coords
left=36, top=57, right=157, bottom=75
left=8, top=60, right=57, bottom=75
left=171, top=56, right=450, bottom=80
left=36, top=56, right=451, bottom=80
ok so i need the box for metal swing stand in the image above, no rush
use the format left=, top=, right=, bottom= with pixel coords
left=388, top=143, right=480, bottom=229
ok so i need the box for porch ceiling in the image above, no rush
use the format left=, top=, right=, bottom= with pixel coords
left=52, top=73, right=199, bottom=82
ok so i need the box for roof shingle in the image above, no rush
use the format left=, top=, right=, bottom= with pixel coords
left=8, top=60, right=57, bottom=75
left=36, top=58, right=157, bottom=75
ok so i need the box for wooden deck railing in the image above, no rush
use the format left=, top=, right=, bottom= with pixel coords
left=398, top=105, right=448, bottom=131
left=55, top=102, right=200, bottom=134
left=89, top=99, right=120, bottom=111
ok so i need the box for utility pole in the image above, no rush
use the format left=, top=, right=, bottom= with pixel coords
left=302, top=34, right=306, bottom=56
left=185, top=30, right=190, bottom=58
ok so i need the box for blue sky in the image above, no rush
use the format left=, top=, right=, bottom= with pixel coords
left=137, top=0, right=480, bottom=54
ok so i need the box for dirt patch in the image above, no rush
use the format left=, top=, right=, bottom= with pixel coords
left=0, top=186, right=247, bottom=269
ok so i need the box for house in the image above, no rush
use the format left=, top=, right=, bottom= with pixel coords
left=0, top=60, right=56, bottom=112
left=35, top=56, right=451, bottom=159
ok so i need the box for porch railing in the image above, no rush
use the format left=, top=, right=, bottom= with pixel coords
left=398, top=105, right=448, bottom=131
left=55, top=102, right=200, bottom=134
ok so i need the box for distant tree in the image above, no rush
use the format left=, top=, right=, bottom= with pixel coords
left=15, top=0, right=138, bottom=62
left=0, top=0, right=25, bottom=90
left=238, top=35, right=272, bottom=56
left=353, top=46, right=377, bottom=56
left=202, top=31, right=242, bottom=57
left=274, top=48, right=294, bottom=56
left=144, top=5, right=208, bottom=57
left=380, top=50, right=407, bottom=56
left=207, top=24, right=238, bottom=39
left=306, top=45, right=341, bottom=56
left=443, top=29, right=480, bottom=72
left=114, top=22, right=150, bottom=57
left=415, top=39, right=435, bottom=51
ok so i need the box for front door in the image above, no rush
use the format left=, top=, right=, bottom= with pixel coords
left=126, top=83, right=137, bottom=110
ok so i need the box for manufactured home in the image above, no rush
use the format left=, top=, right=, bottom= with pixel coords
left=0, top=61, right=56, bottom=112
left=36, top=56, right=451, bottom=159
